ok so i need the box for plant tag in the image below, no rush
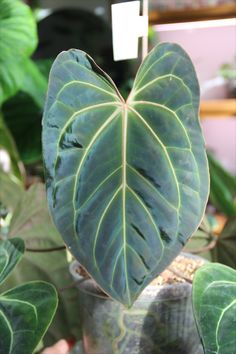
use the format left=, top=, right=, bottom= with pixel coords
left=111, top=1, right=148, bottom=61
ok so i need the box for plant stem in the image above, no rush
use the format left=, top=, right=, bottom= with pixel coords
left=26, top=245, right=66, bottom=252
left=187, top=237, right=217, bottom=255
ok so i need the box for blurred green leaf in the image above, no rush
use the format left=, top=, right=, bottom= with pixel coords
left=20, top=58, right=47, bottom=108
left=0, top=0, right=37, bottom=103
left=184, top=215, right=215, bottom=261
left=0, top=238, right=24, bottom=285
left=2, top=59, right=50, bottom=164
left=212, top=217, right=236, bottom=269
left=0, top=170, right=23, bottom=216
left=3, top=93, right=43, bottom=164
left=2, top=184, right=81, bottom=345
left=0, top=61, right=25, bottom=104
left=208, top=152, right=236, bottom=217
left=0, top=112, right=24, bottom=181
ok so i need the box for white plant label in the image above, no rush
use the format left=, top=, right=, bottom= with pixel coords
left=111, top=1, right=148, bottom=61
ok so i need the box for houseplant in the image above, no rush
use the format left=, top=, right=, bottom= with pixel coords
left=42, top=42, right=209, bottom=352
left=0, top=171, right=81, bottom=346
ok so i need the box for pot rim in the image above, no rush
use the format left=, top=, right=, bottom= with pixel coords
left=69, top=252, right=206, bottom=302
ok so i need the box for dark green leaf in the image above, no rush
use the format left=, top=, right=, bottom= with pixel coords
left=43, top=43, right=209, bottom=306
left=0, top=0, right=37, bottom=103
left=193, top=263, right=236, bottom=354
left=0, top=238, right=24, bottom=285
left=212, top=217, right=236, bottom=269
left=0, top=281, right=58, bottom=354
left=3, top=92, right=43, bottom=164
left=208, top=152, right=236, bottom=217
left=2, top=59, right=50, bottom=164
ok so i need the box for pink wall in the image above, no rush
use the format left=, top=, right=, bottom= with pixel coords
left=155, top=19, right=236, bottom=173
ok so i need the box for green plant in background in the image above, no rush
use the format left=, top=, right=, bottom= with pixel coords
left=211, top=216, right=236, bottom=269
left=184, top=215, right=217, bottom=261
left=208, top=152, right=236, bottom=217
left=42, top=42, right=209, bottom=307
left=0, top=237, right=58, bottom=353
left=193, top=262, right=236, bottom=354
left=0, top=0, right=47, bottom=174
left=185, top=214, right=236, bottom=276
left=219, top=61, right=236, bottom=80
left=0, top=172, right=81, bottom=346
left=0, top=0, right=37, bottom=103
left=0, top=112, right=24, bottom=182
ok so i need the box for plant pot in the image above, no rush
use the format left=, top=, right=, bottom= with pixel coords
left=70, top=253, right=204, bottom=354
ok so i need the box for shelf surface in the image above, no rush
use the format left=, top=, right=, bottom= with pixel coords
left=200, top=99, right=236, bottom=118
left=149, top=3, right=236, bottom=24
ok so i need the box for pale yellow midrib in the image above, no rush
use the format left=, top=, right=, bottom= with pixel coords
left=122, top=104, right=131, bottom=305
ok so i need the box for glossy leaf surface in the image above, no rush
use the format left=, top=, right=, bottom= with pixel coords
left=43, top=43, right=209, bottom=306
left=193, top=263, right=236, bottom=354
left=0, top=238, right=24, bottom=285
left=0, top=281, right=58, bottom=354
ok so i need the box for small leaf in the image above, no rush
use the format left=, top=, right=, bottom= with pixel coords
left=0, top=281, right=58, bottom=354
left=193, top=263, right=236, bottom=354
left=43, top=43, right=209, bottom=306
left=0, top=238, right=24, bottom=285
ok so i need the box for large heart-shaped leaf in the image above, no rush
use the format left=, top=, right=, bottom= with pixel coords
left=0, top=281, right=58, bottom=354
left=0, top=238, right=24, bottom=284
left=43, top=43, right=209, bottom=306
left=193, top=263, right=236, bottom=354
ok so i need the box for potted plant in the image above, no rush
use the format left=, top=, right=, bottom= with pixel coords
left=42, top=42, right=209, bottom=353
